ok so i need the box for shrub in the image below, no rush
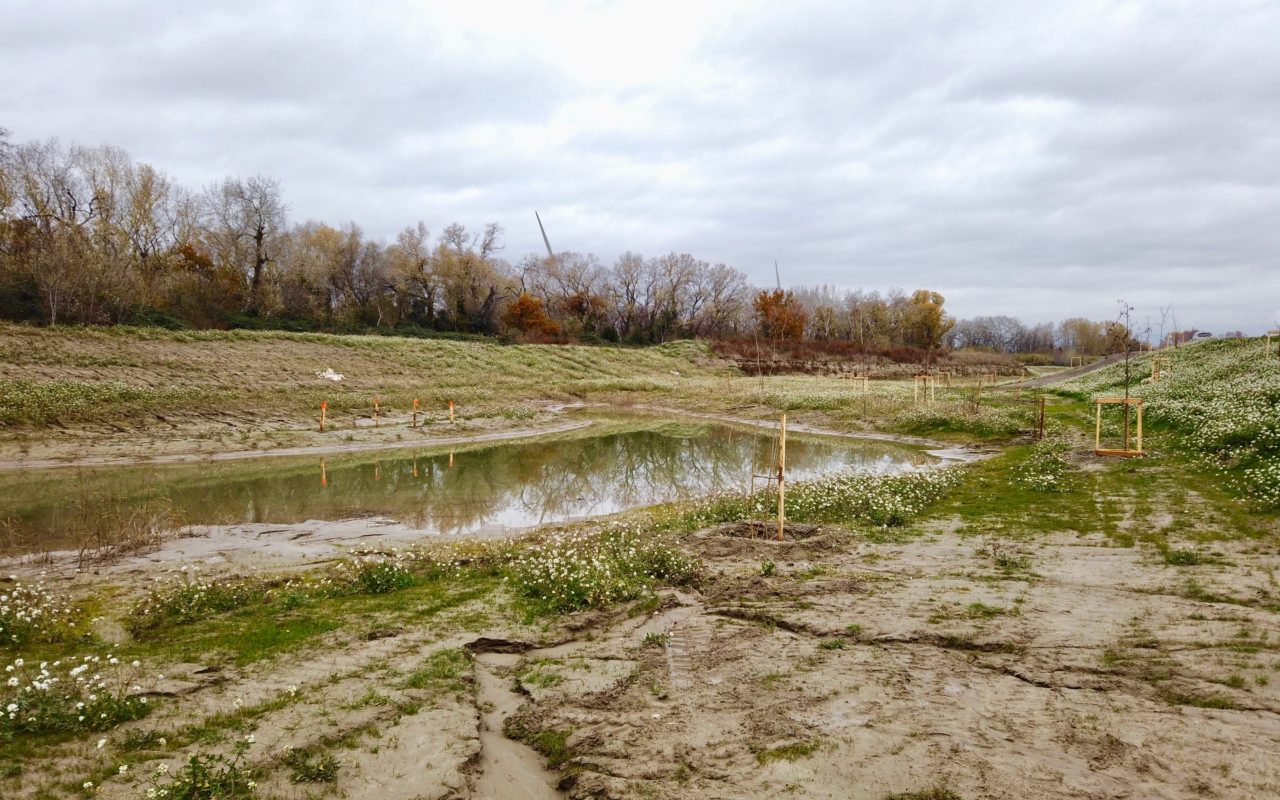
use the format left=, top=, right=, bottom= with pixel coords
left=128, top=569, right=264, bottom=634
left=1, top=654, right=150, bottom=738
left=1, top=576, right=86, bottom=648
left=284, top=747, right=340, bottom=783
left=145, top=736, right=258, bottom=799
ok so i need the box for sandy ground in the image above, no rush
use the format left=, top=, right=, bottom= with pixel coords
left=504, top=524, right=1280, bottom=799
left=11, top=511, right=1280, bottom=800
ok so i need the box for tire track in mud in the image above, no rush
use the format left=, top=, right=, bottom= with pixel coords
left=471, top=653, right=562, bottom=799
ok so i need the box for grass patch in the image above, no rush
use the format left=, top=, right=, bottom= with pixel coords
left=284, top=747, right=341, bottom=783
left=405, top=648, right=472, bottom=694
left=885, top=789, right=963, bottom=800
left=753, top=739, right=822, bottom=764
left=504, top=718, right=575, bottom=769
left=966, top=602, right=1005, bottom=619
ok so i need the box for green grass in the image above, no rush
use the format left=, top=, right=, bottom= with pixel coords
left=885, top=789, right=963, bottom=800
left=284, top=747, right=341, bottom=783
left=0, top=323, right=724, bottom=426
left=965, top=602, right=1005, bottom=619
left=404, top=648, right=473, bottom=694
left=923, top=397, right=1269, bottom=547
left=753, top=739, right=822, bottom=764
left=503, top=720, right=575, bottom=769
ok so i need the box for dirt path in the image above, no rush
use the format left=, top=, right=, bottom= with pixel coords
left=1001, top=353, right=1126, bottom=389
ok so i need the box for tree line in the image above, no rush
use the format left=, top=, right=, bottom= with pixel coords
left=0, top=131, right=1130, bottom=356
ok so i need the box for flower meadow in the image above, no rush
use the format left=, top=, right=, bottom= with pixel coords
left=506, top=524, right=701, bottom=612
left=1059, top=339, right=1280, bottom=508
left=127, top=530, right=694, bottom=622
left=123, top=466, right=963, bottom=624
left=1, top=654, right=150, bottom=738
left=1012, top=434, right=1073, bottom=492
left=0, top=378, right=202, bottom=426
left=127, top=552, right=458, bottom=634
left=671, top=467, right=963, bottom=529
left=1, top=575, right=86, bottom=648
left=893, top=402, right=1027, bottom=439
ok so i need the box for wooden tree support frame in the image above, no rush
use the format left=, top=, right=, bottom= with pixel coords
left=1094, top=397, right=1144, bottom=457
left=839, top=373, right=869, bottom=391
left=776, top=413, right=786, bottom=541
left=747, top=414, right=788, bottom=541
left=1150, top=353, right=1171, bottom=383
left=1070, top=356, right=1086, bottom=368
left=913, top=375, right=936, bottom=404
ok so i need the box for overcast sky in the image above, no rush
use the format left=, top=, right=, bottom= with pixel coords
left=3, top=0, right=1278, bottom=333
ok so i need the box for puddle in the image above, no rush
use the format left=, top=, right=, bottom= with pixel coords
left=0, top=415, right=932, bottom=555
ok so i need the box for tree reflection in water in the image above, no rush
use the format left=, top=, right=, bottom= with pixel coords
left=2, top=424, right=930, bottom=552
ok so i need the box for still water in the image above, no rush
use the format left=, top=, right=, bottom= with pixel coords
left=0, top=418, right=931, bottom=553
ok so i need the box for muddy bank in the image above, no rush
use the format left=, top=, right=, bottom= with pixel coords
left=0, top=414, right=593, bottom=472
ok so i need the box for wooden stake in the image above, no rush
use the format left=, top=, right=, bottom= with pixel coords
left=1122, top=398, right=1130, bottom=452
left=1136, top=403, right=1143, bottom=453
left=449, top=400, right=455, bottom=423
left=320, top=458, right=327, bottom=487
left=777, top=413, right=786, bottom=542
left=374, top=395, right=380, bottom=428
left=319, top=401, right=327, bottom=432
left=1037, top=396, right=1046, bottom=441
left=412, top=398, right=419, bottom=428
left=1094, top=402, right=1102, bottom=451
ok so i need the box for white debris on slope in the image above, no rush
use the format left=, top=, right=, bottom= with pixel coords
left=317, top=368, right=345, bottom=382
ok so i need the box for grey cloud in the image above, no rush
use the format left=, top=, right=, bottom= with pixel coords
left=2, top=0, right=1277, bottom=331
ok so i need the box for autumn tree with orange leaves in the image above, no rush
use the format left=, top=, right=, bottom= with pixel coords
left=753, top=289, right=807, bottom=340
left=502, top=292, right=560, bottom=339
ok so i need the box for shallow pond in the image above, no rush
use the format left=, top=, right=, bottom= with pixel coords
left=0, top=416, right=932, bottom=554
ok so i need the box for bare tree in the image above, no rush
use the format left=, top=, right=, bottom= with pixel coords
left=204, top=175, right=285, bottom=311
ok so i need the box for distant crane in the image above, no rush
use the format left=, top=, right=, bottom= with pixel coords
left=534, top=211, right=555, bottom=260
